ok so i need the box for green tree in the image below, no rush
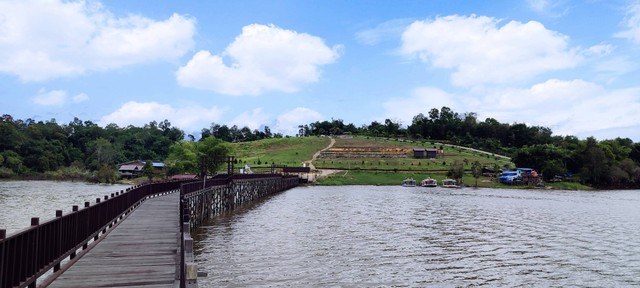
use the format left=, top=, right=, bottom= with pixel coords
left=165, top=137, right=232, bottom=177
left=471, top=160, right=482, bottom=187
left=86, top=138, right=117, bottom=171
left=95, top=164, right=117, bottom=183
left=447, top=160, right=464, bottom=183
left=580, top=137, right=610, bottom=186
left=143, top=160, right=154, bottom=181
left=197, top=137, right=232, bottom=178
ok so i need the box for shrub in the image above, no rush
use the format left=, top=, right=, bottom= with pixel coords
left=0, top=167, right=15, bottom=178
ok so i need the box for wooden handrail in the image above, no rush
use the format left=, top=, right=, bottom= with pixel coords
left=0, top=180, right=191, bottom=288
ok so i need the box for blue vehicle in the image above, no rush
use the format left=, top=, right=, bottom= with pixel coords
left=499, top=170, right=522, bottom=184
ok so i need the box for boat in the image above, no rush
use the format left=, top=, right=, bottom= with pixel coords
left=402, top=178, right=416, bottom=187
left=420, top=177, right=437, bottom=187
left=441, top=179, right=459, bottom=188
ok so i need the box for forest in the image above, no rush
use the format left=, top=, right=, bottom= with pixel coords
left=1, top=107, right=640, bottom=188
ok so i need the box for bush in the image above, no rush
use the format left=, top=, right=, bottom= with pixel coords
left=44, top=170, right=63, bottom=180
left=0, top=167, right=15, bottom=178
left=92, top=165, right=117, bottom=183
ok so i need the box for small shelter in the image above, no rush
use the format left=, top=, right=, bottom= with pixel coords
left=118, top=164, right=144, bottom=179
left=413, top=148, right=438, bottom=159
left=117, top=160, right=165, bottom=178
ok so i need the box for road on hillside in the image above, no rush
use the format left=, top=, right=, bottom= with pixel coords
left=308, top=137, right=341, bottom=178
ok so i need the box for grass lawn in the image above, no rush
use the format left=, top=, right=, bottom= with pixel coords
left=232, top=136, right=331, bottom=168
left=316, top=136, right=511, bottom=172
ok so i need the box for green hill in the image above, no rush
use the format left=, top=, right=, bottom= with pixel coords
left=231, top=136, right=520, bottom=186
left=231, top=136, right=330, bottom=171
left=314, top=136, right=511, bottom=171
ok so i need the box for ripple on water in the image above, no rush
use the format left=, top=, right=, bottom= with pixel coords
left=0, top=180, right=131, bottom=234
left=193, top=186, right=640, bottom=287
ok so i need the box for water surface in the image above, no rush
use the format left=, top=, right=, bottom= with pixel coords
left=0, top=180, right=131, bottom=235
left=193, top=186, right=640, bottom=287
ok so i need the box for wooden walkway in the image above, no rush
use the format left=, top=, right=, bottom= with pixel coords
left=47, top=192, right=180, bottom=288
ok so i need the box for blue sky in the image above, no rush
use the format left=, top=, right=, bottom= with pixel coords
left=1, top=0, right=640, bottom=140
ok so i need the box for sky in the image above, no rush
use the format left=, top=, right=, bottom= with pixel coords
left=1, top=0, right=640, bottom=141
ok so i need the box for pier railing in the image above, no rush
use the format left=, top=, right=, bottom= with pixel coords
left=0, top=175, right=300, bottom=288
left=0, top=180, right=192, bottom=288
left=178, top=174, right=299, bottom=287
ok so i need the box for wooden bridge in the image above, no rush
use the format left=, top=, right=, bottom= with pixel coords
left=0, top=174, right=299, bottom=288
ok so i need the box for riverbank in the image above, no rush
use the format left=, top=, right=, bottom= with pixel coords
left=314, top=170, right=593, bottom=190
left=0, top=174, right=147, bottom=186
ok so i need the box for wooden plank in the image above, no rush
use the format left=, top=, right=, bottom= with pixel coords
left=47, top=193, right=180, bottom=288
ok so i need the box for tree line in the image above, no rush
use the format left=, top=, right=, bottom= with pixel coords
left=0, top=114, right=273, bottom=181
left=297, top=107, right=640, bottom=188
left=2, top=107, right=640, bottom=188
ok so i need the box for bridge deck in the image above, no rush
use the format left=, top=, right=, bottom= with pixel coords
left=47, top=192, right=180, bottom=288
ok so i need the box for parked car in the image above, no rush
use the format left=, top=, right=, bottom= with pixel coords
left=499, top=170, right=521, bottom=184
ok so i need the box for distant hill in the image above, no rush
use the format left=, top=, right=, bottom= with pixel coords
left=231, top=135, right=512, bottom=173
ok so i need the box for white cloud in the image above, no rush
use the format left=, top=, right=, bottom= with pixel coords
left=400, top=15, right=581, bottom=87
left=584, top=44, right=614, bottom=57
left=476, top=79, right=640, bottom=138
left=526, top=0, right=568, bottom=17
left=0, top=0, right=195, bottom=81
left=615, top=2, right=640, bottom=44
left=356, top=19, right=412, bottom=45
left=382, top=87, right=460, bottom=125
left=72, top=93, right=89, bottom=103
left=275, top=107, right=323, bottom=135
left=592, top=56, right=636, bottom=82
left=230, top=108, right=272, bottom=130
left=99, top=101, right=225, bottom=132
left=32, top=89, right=67, bottom=106
left=527, top=0, right=551, bottom=12
left=176, top=24, right=341, bottom=96
left=381, top=79, right=640, bottom=140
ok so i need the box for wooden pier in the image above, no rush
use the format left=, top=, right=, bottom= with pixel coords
left=46, top=192, right=180, bottom=288
left=0, top=174, right=299, bottom=288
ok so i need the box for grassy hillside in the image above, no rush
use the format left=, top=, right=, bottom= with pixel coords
left=315, top=136, right=512, bottom=172
left=229, top=136, right=590, bottom=188
left=231, top=136, right=330, bottom=170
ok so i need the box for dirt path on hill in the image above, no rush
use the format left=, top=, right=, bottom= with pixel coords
left=307, top=137, right=340, bottom=178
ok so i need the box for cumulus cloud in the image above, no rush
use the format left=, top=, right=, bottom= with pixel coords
left=176, top=24, right=341, bottom=96
left=99, top=101, right=225, bottom=132
left=72, top=93, right=89, bottom=103
left=230, top=108, right=272, bottom=130
left=0, top=0, right=195, bottom=81
left=32, top=89, right=89, bottom=106
left=476, top=79, right=640, bottom=138
left=381, top=79, right=640, bottom=140
left=400, top=15, right=581, bottom=87
left=615, top=2, right=640, bottom=44
left=275, top=107, right=323, bottom=135
left=32, top=89, right=68, bottom=106
left=382, top=87, right=460, bottom=125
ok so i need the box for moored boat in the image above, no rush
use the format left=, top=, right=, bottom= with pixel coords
left=402, top=178, right=416, bottom=187
left=441, top=179, right=459, bottom=188
left=420, top=177, right=437, bottom=187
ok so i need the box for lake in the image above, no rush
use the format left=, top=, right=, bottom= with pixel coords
left=0, top=180, right=131, bottom=235
left=1, top=181, right=639, bottom=286
left=193, top=185, right=640, bottom=287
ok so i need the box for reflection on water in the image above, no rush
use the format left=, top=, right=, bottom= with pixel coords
left=0, top=180, right=131, bottom=235
left=193, top=186, right=640, bottom=287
